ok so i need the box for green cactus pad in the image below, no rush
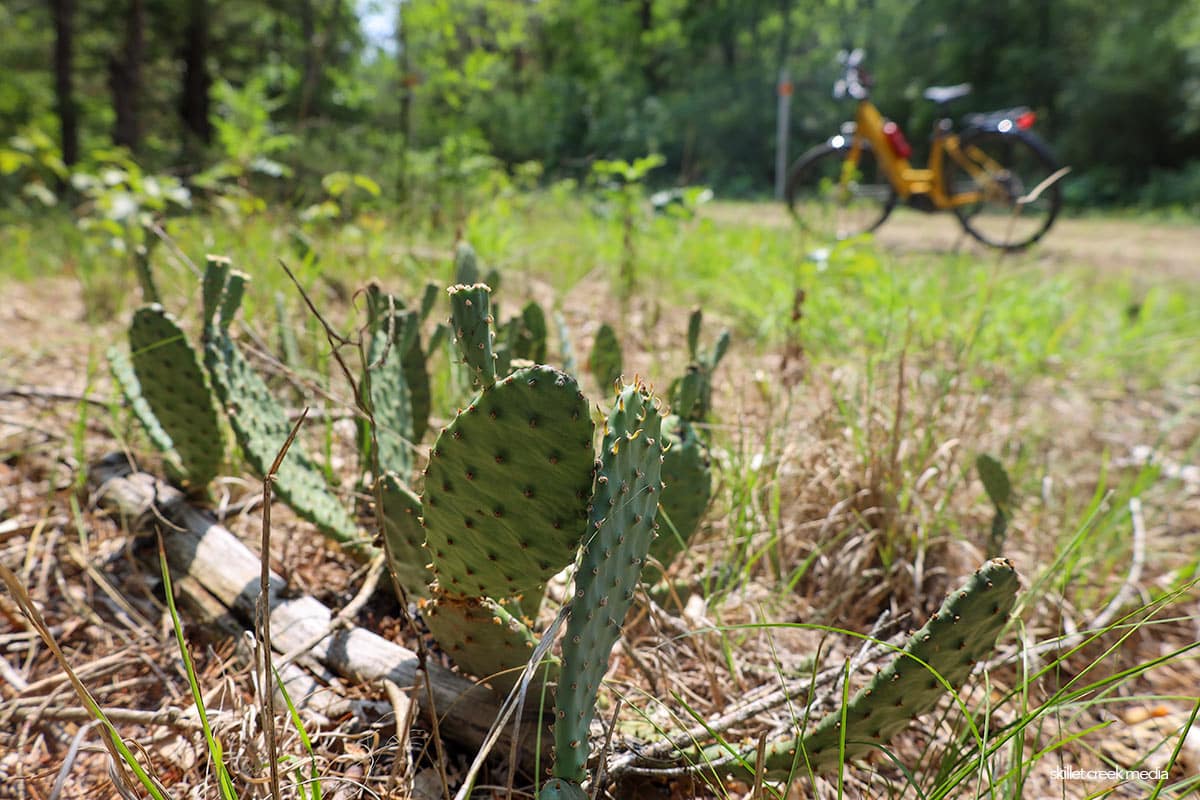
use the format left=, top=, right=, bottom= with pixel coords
left=419, top=281, right=440, bottom=322
left=670, top=366, right=704, bottom=420
left=108, top=345, right=182, bottom=474
left=448, top=283, right=497, bottom=387
left=976, top=454, right=1013, bottom=557
left=422, top=365, right=594, bottom=598
left=686, top=308, right=702, bottom=361
left=554, top=311, right=576, bottom=376
left=513, top=301, right=549, bottom=364
left=717, top=558, right=1019, bottom=779
left=361, top=310, right=415, bottom=478
left=202, top=264, right=359, bottom=545
left=423, top=590, right=545, bottom=694
left=274, top=292, right=303, bottom=369
left=127, top=305, right=224, bottom=488
left=537, top=779, right=588, bottom=800
left=552, top=381, right=665, bottom=784
left=426, top=321, right=450, bottom=358
left=201, top=255, right=232, bottom=328
left=588, top=323, right=622, bottom=393
left=709, top=329, right=731, bottom=369
left=453, top=241, right=480, bottom=285
left=378, top=473, right=432, bottom=599
left=650, top=415, right=712, bottom=577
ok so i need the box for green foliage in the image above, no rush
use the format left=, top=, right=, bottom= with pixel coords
left=0, top=128, right=67, bottom=209
left=192, top=77, right=297, bottom=218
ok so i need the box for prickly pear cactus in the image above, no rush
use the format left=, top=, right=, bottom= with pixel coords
left=357, top=302, right=415, bottom=480
left=549, top=381, right=665, bottom=788
left=513, top=300, right=549, bottom=364
left=201, top=258, right=359, bottom=546
left=453, top=241, right=480, bottom=285
left=670, top=310, right=730, bottom=424
left=555, top=311, right=577, bottom=376
left=108, top=346, right=182, bottom=474
left=976, top=454, right=1012, bottom=558
left=418, top=281, right=440, bottom=322
left=423, top=592, right=542, bottom=693
left=588, top=322, right=622, bottom=393
left=378, top=472, right=432, bottom=598
left=650, top=415, right=712, bottom=577
left=124, top=305, right=225, bottom=489
left=421, top=365, right=594, bottom=598
left=712, top=558, right=1020, bottom=779
left=448, top=283, right=497, bottom=387
left=274, top=292, right=303, bottom=370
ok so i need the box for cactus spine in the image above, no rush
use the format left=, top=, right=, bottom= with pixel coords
left=546, top=381, right=665, bottom=791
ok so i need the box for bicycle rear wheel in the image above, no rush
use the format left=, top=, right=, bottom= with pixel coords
left=945, top=129, right=1062, bottom=251
left=785, top=140, right=895, bottom=241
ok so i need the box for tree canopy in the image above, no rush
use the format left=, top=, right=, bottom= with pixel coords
left=2, top=0, right=1199, bottom=208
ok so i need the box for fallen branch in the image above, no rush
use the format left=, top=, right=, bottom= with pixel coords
left=88, top=454, right=547, bottom=773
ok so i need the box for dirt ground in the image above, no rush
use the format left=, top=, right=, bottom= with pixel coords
left=1, top=212, right=1199, bottom=798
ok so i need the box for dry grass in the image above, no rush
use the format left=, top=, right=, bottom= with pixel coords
left=2, top=212, right=1199, bottom=799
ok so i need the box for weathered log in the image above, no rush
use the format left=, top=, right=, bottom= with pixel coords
left=89, top=453, right=548, bottom=772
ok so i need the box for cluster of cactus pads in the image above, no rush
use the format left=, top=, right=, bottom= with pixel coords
left=540, top=559, right=1019, bottom=796
left=109, top=247, right=1020, bottom=792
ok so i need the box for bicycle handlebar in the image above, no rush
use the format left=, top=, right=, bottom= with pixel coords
left=833, top=48, right=871, bottom=100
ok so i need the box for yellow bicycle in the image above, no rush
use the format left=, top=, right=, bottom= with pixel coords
left=786, top=49, right=1063, bottom=251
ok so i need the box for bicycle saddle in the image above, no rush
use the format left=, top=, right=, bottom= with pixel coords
left=924, top=83, right=972, bottom=104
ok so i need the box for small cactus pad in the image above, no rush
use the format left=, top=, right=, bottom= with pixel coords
left=378, top=472, right=432, bottom=599
left=362, top=310, right=415, bottom=478
left=537, top=778, right=588, bottom=800
left=735, top=558, right=1019, bottom=779
left=650, top=415, right=712, bottom=576
left=274, top=292, right=303, bottom=369
left=202, top=263, right=359, bottom=545
left=448, top=283, right=497, bottom=387
left=422, top=365, right=594, bottom=598
left=108, top=345, right=182, bottom=474
left=419, top=281, right=440, bottom=322
left=686, top=308, right=702, bottom=361
left=453, top=241, right=480, bottom=285
left=423, top=590, right=544, bottom=694
left=127, top=305, right=224, bottom=488
left=976, top=454, right=1012, bottom=512
left=514, top=301, right=549, bottom=364
left=554, top=311, right=577, bottom=376
left=552, top=382, right=665, bottom=784
left=588, top=323, right=622, bottom=393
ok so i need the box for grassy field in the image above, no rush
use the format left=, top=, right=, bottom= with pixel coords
left=1, top=195, right=1198, bottom=799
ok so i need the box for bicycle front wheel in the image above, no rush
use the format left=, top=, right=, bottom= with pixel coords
left=945, top=129, right=1062, bottom=251
left=785, top=140, right=895, bottom=241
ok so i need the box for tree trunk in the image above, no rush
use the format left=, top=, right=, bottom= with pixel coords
left=51, top=0, right=79, bottom=166
left=179, top=0, right=211, bottom=146
left=108, top=0, right=145, bottom=151
left=297, top=0, right=319, bottom=121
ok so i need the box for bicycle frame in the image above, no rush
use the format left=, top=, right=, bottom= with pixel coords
left=843, top=98, right=995, bottom=209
